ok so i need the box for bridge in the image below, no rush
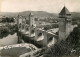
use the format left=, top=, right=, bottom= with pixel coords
left=17, top=6, right=72, bottom=48
left=17, top=13, right=59, bottom=48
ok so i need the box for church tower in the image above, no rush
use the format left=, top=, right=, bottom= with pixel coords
left=59, top=6, right=72, bottom=40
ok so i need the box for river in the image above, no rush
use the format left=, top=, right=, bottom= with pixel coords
left=0, top=33, right=18, bottom=47
left=0, top=24, right=77, bottom=47
left=0, top=33, right=38, bottom=57
left=0, top=24, right=78, bottom=57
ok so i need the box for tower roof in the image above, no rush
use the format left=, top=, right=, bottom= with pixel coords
left=59, top=6, right=71, bottom=15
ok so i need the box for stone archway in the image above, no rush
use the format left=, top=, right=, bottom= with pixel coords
left=48, top=37, right=53, bottom=42
left=38, top=33, right=42, bottom=37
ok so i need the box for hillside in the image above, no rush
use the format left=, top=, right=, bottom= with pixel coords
left=71, top=12, right=80, bottom=20
left=0, top=11, right=58, bottom=18
left=0, top=11, right=80, bottom=20
left=0, top=12, right=18, bottom=17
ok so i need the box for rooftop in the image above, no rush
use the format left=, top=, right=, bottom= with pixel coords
left=59, top=6, right=71, bottom=15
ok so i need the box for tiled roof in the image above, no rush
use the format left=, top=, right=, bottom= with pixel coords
left=59, top=6, right=71, bottom=15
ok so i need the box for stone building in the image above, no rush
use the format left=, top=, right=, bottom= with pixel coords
left=59, top=6, right=72, bottom=40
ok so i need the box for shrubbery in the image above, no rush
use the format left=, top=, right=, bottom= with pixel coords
left=0, top=24, right=17, bottom=38
left=34, top=24, right=80, bottom=57
left=1, top=17, right=14, bottom=23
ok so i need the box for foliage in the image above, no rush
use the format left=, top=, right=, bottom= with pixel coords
left=66, top=25, right=80, bottom=49
left=37, top=24, right=80, bottom=57
left=42, top=41, right=71, bottom=57
left=0, top=28, right=9, bottom=38
left=44, top=24, right=58, bottom=30
left=1, top=17, right=14, bottom=23
left=0, top=24, right=17, bottom=38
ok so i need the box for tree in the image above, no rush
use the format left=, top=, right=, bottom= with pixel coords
left=41, top=25, right=80, bottom=57
left=1, top=17, right=14, bottom=23
left=66, top=26, right=80, bottom=48
left=43, top=40, right=71, bottom=57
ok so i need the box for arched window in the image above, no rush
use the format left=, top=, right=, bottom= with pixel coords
left=48, top=37, right=53, bottom=42
left=31, top=30, right=34, bottom=34
left=38, top=33, right=42, bottom=37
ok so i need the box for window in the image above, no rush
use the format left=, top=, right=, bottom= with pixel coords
left=48, top=37, right=53, bottom=42
left=38, top=33, right=42, bottom=37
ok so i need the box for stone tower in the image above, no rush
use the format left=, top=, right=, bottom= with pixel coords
left=29, top=12, right=34, bottom=27
left=28, top=12, right=36, bottom=37
left=18, top=15, right=23, bottom=31
left=59, top=6, right=72, bottom=40
left=29, top=13, right=38, bottom=27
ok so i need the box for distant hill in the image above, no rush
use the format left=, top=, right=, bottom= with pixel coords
left=0, top=11, right=80, bottom=20
left=71, top=12, right=80, bottom=20
left=0, top=12, right=19, bottom=17
left=0, top=11, right=58, bottom=18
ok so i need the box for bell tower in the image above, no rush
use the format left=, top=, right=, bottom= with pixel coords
left=59, top=6, right=72, bottom=40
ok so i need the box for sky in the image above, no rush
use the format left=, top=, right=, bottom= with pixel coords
left=0, top=0, right=80, bottom=13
